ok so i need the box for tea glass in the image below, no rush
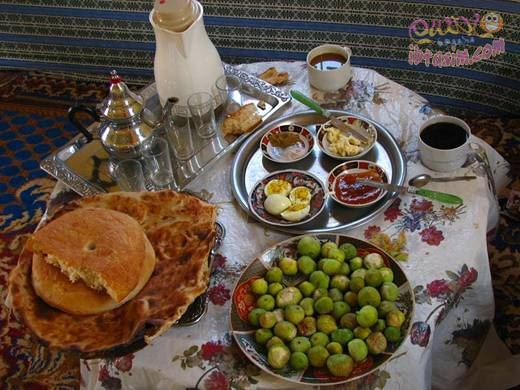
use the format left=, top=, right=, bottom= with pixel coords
left=419, top=115, right=471, bottom=172
left=114, top=159, right=146, bottom=191
left=215, top=74, right=242, bottom=114
left=188, top=92, right=217, bottom=138
left=164, top=103, right=194, bottom=161
left=143, top=136, right=175, bottom=188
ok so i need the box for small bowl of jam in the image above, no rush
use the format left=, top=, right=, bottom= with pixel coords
left=327, top=160, right=389, bottom=207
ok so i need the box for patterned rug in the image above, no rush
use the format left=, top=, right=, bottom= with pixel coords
left=0, top=71, right=111, bottom=389
left=0, top=71, right=518, bottom=388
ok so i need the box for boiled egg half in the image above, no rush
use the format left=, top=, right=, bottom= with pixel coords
left=264, top=194, right=292, bottom=216
left=264, top=179, right=292, bottom=197
left=289, top=186, right=312, bottom=205
left=280, top=203, right=310, bottom=222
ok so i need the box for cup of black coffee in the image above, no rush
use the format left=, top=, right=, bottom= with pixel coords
left=419, top=116, right=471, bottom=172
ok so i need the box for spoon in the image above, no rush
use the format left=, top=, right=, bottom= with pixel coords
left=408, top=174, right=477, bottom=188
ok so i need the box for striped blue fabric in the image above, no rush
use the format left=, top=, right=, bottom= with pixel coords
left=0, top=0, right=518, bottom=116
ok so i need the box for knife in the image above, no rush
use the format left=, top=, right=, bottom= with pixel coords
left=290, top=89, right=370, bottom=142
left=357, top=180, right=463, bottom=205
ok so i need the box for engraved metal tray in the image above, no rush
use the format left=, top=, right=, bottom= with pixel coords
left=231, top=110, right=407, bottom=234
left=40, top=64, right=291, bottom=196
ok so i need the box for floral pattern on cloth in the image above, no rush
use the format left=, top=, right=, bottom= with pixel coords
left=89, top=354, right=135, bottom=390
left=207, top=254, right=236, bottom=306
left=377, top=197, right=465, bottom=247
left=312, top=79, right=391, bottom=111
left=411, top=264, right=479, bottom=348
left=172, top=334, right=261, bottom=390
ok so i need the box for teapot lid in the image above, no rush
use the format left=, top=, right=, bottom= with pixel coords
left=99, top=70, right=143, bottom=121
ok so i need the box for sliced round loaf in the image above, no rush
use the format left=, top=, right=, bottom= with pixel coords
left=31, top=235, right=156, bottom=315
left=28, top=207, right=156, bottom=304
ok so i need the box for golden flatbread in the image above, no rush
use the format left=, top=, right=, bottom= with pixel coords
left=9, top=190, right=217, bottom=355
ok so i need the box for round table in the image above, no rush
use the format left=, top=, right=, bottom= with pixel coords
left=68, top=61, right=509, bottom=389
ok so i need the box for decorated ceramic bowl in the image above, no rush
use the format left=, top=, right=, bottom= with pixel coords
left=230, top=234, right=414, bottom=386
left=260, top=124, right=315, bottom=163
left=327, top=160, right=389, bottom=208
left=317, top=116, right=377, bottom=160
left=248, top=170, right=326, bottom=227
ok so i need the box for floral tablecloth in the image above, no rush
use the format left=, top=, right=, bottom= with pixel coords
left=71, top=62, right=510, bottom=389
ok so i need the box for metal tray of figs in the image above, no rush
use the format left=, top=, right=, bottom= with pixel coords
left=81, top=221, right=225, bottom=360
left=40, top=63, right=291, bottom=196
left=231, top=110, right=407, bottom=234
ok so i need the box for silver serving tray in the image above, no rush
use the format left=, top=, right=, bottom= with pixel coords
left=40, top=64, right=291, bottom=196
left=231, top=110, right=407, bottom=234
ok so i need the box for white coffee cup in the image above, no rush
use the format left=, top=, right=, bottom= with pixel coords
left=307, top=44, right=352, bottom=91
left=419, top=115, right=471, bottom=172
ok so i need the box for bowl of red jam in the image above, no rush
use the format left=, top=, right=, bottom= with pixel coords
left=327, top=160, right=389, bottom=207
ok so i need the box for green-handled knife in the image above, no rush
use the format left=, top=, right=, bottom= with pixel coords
left=358, top=180, right=463, bottom=205
left=290, top=89, right=370, bottom=142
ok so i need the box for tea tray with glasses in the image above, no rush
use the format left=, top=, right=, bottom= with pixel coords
left=230, top=110, right=407, bottom=234
left=40, top=64, right=291, bottom=196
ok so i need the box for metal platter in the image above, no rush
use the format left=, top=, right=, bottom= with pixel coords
left=40, top=64, right=291, bottom=196
left=231, top=110, right=407, bottom=234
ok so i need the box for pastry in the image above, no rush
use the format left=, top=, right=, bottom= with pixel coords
left=259, top=67, right=289, bottom=85
left=222, top=103, right=262, bottom=136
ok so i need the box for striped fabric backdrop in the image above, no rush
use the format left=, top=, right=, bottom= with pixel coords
left=0, top=0, right=518, bottom=116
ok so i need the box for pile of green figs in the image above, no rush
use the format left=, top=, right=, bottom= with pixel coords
left=247, top=236, right=406, bottom=378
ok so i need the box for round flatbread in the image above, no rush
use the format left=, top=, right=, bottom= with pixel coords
left=30, top=207, right=157, bottom=310
left=9, top=190, right=216, bottom=355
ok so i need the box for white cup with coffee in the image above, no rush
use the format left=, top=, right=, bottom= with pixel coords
left=307, top=44, right=352, bottom=91
left=419, top=115, right=471, bottom=172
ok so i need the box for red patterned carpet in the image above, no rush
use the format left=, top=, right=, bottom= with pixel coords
left=0, top=71, right=518, bottom=388
left=0, top=71, right=110, bottom=389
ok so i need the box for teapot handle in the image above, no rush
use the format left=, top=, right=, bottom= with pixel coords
left=67, top=105, right=100, bottom=142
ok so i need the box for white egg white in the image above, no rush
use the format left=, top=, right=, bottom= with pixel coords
left=264, top=194, right=292, bottom=215
left=289, top=186, right=312, bottom=205
left=280, top=204, right=310, bottom=222
left=264, top=179, right=292, bottom=197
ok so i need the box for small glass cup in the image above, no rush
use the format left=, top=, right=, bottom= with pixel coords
left=188, top=92, right=217, bottom=139
left=164, top=99, right=194, bottom=161
left=114, top=159, right=146, bottom=192
left=143, top=136, right=175, bottom=188
left=215, top=74, right=242, bottom=114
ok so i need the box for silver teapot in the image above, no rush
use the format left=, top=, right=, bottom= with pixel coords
left=68, top=70, right=157, bottom=159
